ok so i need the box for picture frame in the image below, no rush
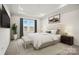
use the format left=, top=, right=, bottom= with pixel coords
left=48, top=14, right=60, bottom=23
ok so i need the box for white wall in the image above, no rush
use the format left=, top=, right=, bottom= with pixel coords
left=41, top=5, right=79, bottom=46
left=37, top=19, right=41, bottom=32
left=0, top=28, right=10, bottom=55
left=61, top=9, right=79, bottom=46
left=40, top=17, right=48, bottom=32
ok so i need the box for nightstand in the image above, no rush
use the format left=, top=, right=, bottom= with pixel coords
left=60, top=35, right=74, bottom=45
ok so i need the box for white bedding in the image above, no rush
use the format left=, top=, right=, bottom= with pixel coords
left=22, top=33, right=60, bottom=49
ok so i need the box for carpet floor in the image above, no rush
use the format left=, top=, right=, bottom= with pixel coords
left=5, top=39, right=79, bottom=55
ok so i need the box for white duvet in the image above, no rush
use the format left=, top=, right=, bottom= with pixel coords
left=22, top=33, right=60, bottom=49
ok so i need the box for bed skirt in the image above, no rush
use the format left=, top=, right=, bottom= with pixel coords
left=33, top=40, right=60, bottom=50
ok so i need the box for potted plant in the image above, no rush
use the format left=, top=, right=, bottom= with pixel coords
left=12, top=24, right=17, bottom=40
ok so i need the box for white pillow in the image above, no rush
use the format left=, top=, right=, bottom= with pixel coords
left=50, top=30, right=57, bottom=34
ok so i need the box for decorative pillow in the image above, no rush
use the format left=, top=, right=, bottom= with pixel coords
left=46, top=31, right=51, bottom=33
left=56, top=29, right=60, bottom=34
left=50, top=30, right=57, bottom=34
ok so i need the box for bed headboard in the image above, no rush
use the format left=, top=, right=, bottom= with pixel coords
left=46, top=23, right=63, bottom=34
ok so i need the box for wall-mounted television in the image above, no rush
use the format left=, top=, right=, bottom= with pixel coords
left=0, top=5, right=10, bottom=28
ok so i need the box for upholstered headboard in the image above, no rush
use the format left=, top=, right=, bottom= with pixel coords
left=46, top=23, right=63, bottom=34
left=47, top=23, right=62, bottom=30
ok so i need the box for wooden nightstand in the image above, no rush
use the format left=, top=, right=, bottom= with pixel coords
left=60, top=35, right=74, bottom=45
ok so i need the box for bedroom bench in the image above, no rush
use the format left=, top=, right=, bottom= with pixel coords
left=22, top=36, right=32, bottom=48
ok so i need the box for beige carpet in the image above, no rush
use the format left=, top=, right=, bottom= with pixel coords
left=5, top=39, right=79, bottom=55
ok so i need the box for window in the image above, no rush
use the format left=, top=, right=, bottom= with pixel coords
left=23, top=19, right=34, bottom=32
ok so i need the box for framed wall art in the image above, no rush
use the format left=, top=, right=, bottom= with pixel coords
left=48, top=14, right=60, bottom=23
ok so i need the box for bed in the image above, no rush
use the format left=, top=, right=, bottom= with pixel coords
left=22, top=33, right=61, bottom=49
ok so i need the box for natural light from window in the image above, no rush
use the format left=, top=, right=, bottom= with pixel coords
left=23, top=18, right=34, bottom=32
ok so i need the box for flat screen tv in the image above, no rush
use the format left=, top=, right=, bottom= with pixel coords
left=0, top=5, right=10, bottom=28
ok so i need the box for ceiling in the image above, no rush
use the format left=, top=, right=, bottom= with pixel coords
left=6, top=4, right=66, bottom=18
